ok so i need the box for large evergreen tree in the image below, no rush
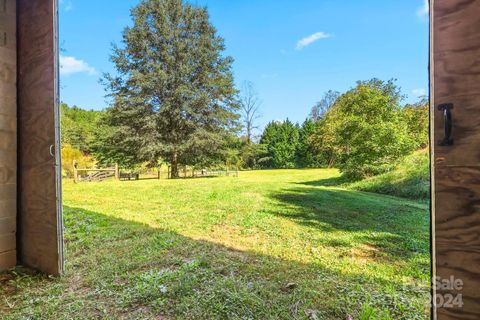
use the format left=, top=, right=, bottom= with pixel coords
left=296, top=119, right=321, bottom=168
left=259, top=120, right=300, bottom=169
left=103, top=0, right=239, bottom=176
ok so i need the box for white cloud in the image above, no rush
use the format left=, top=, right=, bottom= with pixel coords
left=60, top=55, right=96, bottom=76
left=417, top=0, right=429, bottom=17
left=412, top=88, right=427, bottom=97
left=296, top=32, right=331, bottom=50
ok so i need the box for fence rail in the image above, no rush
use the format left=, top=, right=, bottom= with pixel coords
left=73, top=161, right=119, bottom=183
left=72, top=161, right=239, bottom=183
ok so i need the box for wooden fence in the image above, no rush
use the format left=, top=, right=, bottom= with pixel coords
left=73, top=161, right=119, bottom=183
left=73, top=161, right=239, bottom=183
left=163, top=166, right=239, bottom=179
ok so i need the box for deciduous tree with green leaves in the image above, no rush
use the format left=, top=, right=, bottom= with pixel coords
left=402, top=97, right=429, bottom=150
left=310, top=90, right=340, bottom=122
left=103, top=0, right=239, bottom=176
left=311, top=79, right=416, bottom=178
left=60, top=103, right=104, bottom=154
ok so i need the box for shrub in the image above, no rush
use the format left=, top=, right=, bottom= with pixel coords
left=61, top=144, right=96, bottom=177
left=311, top=79, right=417, bottom=179
left=348, top=149, right=430, bottom=199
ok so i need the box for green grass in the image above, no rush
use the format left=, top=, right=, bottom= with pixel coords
left=347, top=149, right=430, bottom=200
left=0, top=169, right=430, bottom=319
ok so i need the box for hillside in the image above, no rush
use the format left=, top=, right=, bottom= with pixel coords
left=347, top=149, right=430, bottom=200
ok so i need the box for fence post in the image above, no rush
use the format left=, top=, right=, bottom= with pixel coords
left=115, top=163, right=119, bottom=180
left=73, top=160, right=78, bottom=183
left=158, top=166, right=161, bottom=180
left=168, top=166, right=171, bottom=179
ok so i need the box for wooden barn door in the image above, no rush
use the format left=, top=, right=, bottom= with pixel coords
left=432, top=0, right=480, bottom=318
left=0, top=0, right=17, bottom=271
left=16, top=0, right=63, bottom=275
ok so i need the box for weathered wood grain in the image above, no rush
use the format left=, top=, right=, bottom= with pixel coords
left=0, top=234, right=15, bottom=253
left=0, top=251, right=15, bottom=271
left=0, top=199, right=16, bottom=219
left=435, top=167, right=480, bottom=319
left=433, top=0, right=480, bottom=319
left=0, top=59, right=16, bottom=115
left=0, top=150, right=16, bottom=185
left=0, top=0, right=16, bottom=271
left=17, top=0, right=63, bottom=276
left=0, top=216, right=15, bottom=235
left=433, top=0, right=480, bottom=166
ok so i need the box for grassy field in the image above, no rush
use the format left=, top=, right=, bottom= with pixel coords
left=0, top=169, right=430, bottom=319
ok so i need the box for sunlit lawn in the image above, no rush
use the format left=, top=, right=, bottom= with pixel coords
left=1, top=169, right=430, bottom=319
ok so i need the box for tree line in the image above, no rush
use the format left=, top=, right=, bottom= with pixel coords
left=61, top=0, right=428, bottom=180
left=253, top=80, right=428, bottom=178
left=61, top=77, right=427, bottom=179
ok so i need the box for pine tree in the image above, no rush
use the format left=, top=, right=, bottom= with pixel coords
left=296, top=119, right=320, bottom=168
left=259, top=120, right=300, bottom=169
left=103, top=0, right=239, bottom=176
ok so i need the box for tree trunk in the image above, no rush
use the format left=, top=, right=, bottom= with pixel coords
left=328, top=154, right=336, bottom=168
left=171, top=151, right=179, bottom=178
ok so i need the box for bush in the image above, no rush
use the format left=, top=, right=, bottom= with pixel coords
left=347, top=149, right=430, bottom=199
left=311, top=79, right=417, bottom=179
left=61, top=144, right=96, bottom=177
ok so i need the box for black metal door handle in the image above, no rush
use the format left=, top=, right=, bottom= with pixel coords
left=438, top=103, right=454, bottom=146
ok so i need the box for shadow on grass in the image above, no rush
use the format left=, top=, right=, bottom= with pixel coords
left=0, top=206, right=429, bottom=320
left=121, top=175, right=222, bottom=183
left=296, top=175, right=352, bottom=187
left=268, top=186, right=430, bottom=262
left=349, top=176, right=430, bottom=200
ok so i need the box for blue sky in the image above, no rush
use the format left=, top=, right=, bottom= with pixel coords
left=60, top=0, right=429, bottom=126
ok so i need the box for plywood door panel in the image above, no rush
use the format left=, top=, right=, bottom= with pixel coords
left=433, top=0, right=480, bottom=166
left=435, top=166, right=480, bottom=319
left=0, top=149, right=16, bottom=185
left=433, top=0, right=480, bottom=319
left=0, top=234, right=16, bottom=253
left=0, top=199, right=16, bottom=219
left=0, top=0, right=16, bottom=271
left=17, top=0, right=63, bottom=276
left=0, top=251, right=16, bottom=271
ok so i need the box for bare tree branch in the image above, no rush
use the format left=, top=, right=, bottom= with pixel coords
left=240, top=81, right=262, bottom=144
left=311, top=90, right=340, bottom=122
